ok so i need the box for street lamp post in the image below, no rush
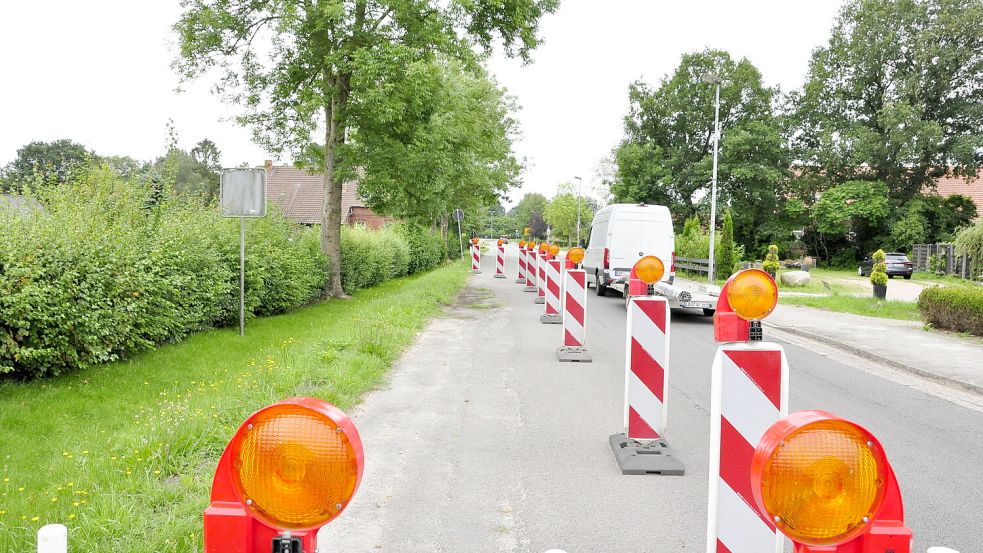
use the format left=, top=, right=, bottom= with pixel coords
left=703, top=74, right=722, bottom=283
left=575, top=176, right=583, bottom=246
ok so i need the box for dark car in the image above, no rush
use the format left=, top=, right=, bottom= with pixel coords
left=858, top=252, right=913, bottom=279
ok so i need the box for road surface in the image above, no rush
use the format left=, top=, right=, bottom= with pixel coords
left=320, top=245, right=982, bottom=552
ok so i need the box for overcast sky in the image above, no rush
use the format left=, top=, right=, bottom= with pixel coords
left=1, top=1, right=844, bottom=206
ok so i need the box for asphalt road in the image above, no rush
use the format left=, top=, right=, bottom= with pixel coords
left=320, top=245, right=982, bottom=553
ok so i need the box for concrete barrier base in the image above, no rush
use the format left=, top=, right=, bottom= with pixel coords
left=534, top=296, right=545, bottom=304
left=540, top=313, right=561, bottom=324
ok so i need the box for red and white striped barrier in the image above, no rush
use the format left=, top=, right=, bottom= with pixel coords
left=494, top=244, right=506, bottom=278
left=535, top=252, right=547, bottom=304
left=471, top=243, right=481, bottom=273
left=525, top=249, right=538, bottom=292
left=540, top=258, right=562, bottom=323
left=557, top=269, right=591, bottom=362
left=609, top=295, right=684, bottom=475
left=516, top=246, right=526, bottom=284
left=706, top=343, right=788, bottom=553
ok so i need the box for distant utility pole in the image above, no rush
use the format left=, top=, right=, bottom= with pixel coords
left=703, top=73, right=723, bottom=284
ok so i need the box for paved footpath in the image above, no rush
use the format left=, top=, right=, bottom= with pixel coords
left=321, top=245, right=983, bottom=553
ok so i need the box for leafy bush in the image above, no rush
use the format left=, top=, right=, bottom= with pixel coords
left=716, top=211, right=738, bottom=277
left=918, top=286, right=983, bottom=336
left=395, top=223, right=447, bottom=274
left=870, top=249, right=888, bottom=286
left=954, top=219, right=983, bottom=279
left=339, top=224, right=445, bottom=295
left=763, top=244, right=780, bottom=276
left=0, top=167, right=327, bottom=378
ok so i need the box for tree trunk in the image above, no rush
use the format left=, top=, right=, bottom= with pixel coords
left=322, top=91, right=347, bottom=298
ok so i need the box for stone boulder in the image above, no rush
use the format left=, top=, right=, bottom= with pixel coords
left=780, top=270, right=811, bottom=286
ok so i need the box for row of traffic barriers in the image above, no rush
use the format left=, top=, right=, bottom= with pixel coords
left=34, top=241, right=961, bottom=552
left=474, top=239, right=952, bottom=553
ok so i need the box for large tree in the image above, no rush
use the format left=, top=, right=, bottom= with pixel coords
left=174, top=0, right=557, bottom=297
left=0, top=139, right=94, bottom=191
left=790, top=0, right=983, bottom=201
left=509, top=192, right=548, bottom=235
left=350, top=58, right=521, bottom=233
left=787, top=0, right=982, bottom=258
left=611, top=49, right=788, bottom=250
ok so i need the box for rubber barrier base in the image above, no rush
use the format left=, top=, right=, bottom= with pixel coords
left=556, top=347, right=592, bottom=363
left=608, top=433, right=685, bottom=476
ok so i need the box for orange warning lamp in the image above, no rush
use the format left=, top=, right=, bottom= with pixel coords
left=633, top=255, right=665, bottom=284
left=204, top=397, right=363, bottom=552
left=471, top=237, right=479, bottom=246
left=539, top=243, right=548, bottom=254
left=519, top=240, right=526, bottom=248
left=549, top=244, right=560, bottom=256
left=751, top=410, right=911, bottom=552
left=567, top=247, right=585, bottom=265
left=726, top=268, right=778, bottom=321
left=497, top=239, right=503, bottom=247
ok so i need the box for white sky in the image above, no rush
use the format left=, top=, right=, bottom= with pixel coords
left=1, top=1, right=844, bottom=206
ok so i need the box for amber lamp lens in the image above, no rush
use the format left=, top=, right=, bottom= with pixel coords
left=539, top=244, right=548, bottom=253
left=759, top=420, right=887, bottom=545
left=634, top=255, right=665, bottom=284
left=549, top=245, right=560, bottom=255
left=497, top=239, right=503, bottom=247
left=519, top=241, right=526, bottom=248
left=567, top=247, right=585, bottom=264
left=726, top=269, right=778, bottom=321
left=232, top=405, right=359, bottom=529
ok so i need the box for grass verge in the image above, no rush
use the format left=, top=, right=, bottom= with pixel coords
left=780, top=294, right=921, bottom=321
left=0, top=261, right=468, bottom=551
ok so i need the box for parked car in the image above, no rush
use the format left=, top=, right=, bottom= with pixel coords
left=583, top=203, right=675, bottom=296
left=858, top=252, right=913, bottom=279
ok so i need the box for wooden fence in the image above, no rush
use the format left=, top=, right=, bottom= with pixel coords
left=911, top=243, right=975, bottom=279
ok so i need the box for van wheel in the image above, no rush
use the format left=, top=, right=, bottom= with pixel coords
left=703, top=308, right=716, bottom=317
left=596, top=272, right=608, bottom=296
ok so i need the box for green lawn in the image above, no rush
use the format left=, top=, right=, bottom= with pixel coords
left=0, top=261, right=468, bottom=551
left=780, top=294, right=921, bottom=321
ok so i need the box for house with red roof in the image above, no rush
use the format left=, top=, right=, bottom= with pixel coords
left=263, top=161, right=391, bottom=228
left=933, top=172, right=983, bottom=221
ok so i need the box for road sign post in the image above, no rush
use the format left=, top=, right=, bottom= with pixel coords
left=220, top=168, right=267, bottom=337
left=453, top=209, right=465, bottom=260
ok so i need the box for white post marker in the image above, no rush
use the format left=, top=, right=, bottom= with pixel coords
left=516, top=243, right=527, bottom=284
left=38, top=524, right=67, bottom=553
left=525, top=248, right=538, bottom=292
left=609, top=256, right=684, bottom=475
left=705, top=269, right=787, bottom=553
left=541, top=258, right=562, bottom=324
left=471, top=243, right=481, bottom=274
left=494, top=242, right=507, bottom=278
left=557, top=264, right=591, bottom=362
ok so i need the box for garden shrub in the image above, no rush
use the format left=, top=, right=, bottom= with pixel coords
left=395, top=223, right=446, bottom=274
left=870, top=249, right=888, bottom=287
left=763, top=245, right=780, bottom=277
left=918, top=286, right=983, bottom=336
left=0, top=166, right=327, bottom=378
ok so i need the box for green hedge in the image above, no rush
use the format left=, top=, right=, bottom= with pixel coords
left=917, top=286, right=983, bottom=336
left=339, top=223, right=448, bottom=294
left=0, top=168, right=327, bottom=378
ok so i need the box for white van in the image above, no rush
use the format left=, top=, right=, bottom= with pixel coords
left=583, top=203, right=675, bottom=296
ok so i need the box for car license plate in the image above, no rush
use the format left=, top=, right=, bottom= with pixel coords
left=681, top=301, right=711, bottom=309
left=614, top=270, right=627, bottom=276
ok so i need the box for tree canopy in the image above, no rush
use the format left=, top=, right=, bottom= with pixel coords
left=174, top=0, right=557, bottom=296
left=610, top=49, right=788, bottom=252
left=0, top=139, right=94, bottom=191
